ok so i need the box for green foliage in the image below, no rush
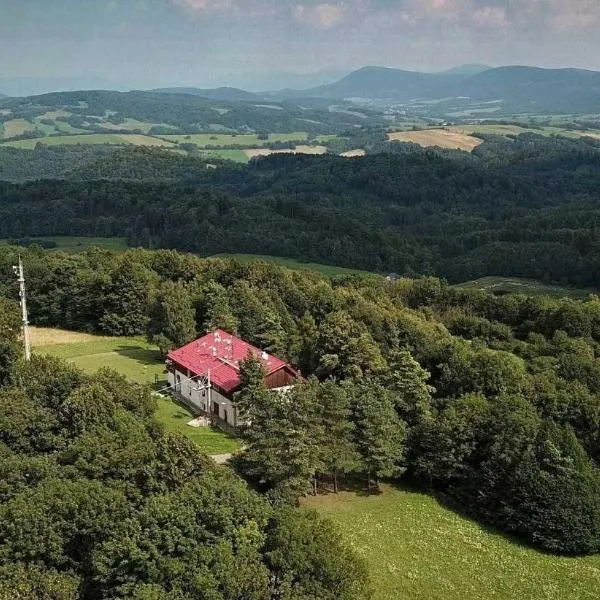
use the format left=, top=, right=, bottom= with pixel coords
left=0, top=298, right=20, bottom=386
left=147, top=280, right=196, bottom=356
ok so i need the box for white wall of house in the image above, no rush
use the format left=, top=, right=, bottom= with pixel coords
left=169, top=369, right=238, bottom=427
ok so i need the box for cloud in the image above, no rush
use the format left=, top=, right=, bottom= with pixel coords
left=472, top=6, right=507, bottom=29
left=293, top=2, right=350, bottom=28
left=171, top=0, right=234, bottom=13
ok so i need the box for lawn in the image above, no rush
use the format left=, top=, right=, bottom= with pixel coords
left=31, top=328, right=239, bottom=454
left=211, top=253, right=376, bottom=278
left=154, top=395, right=240, bottom=454
left=0, top=236, right=128, bottom=252
left=33, top=333, right=167, bottom=385
left=305, top=486, right=600, bottom=600
left=455, top=276, right=596, bottom=299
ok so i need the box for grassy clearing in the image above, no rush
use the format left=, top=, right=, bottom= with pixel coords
left=306, top=486, right=600, bottom=600
left=455, top=276, right=596, bottom=299
left=2, top=118, right=35, bottom=139
left=34, top=334, right=167, bottom=385
left=212, top=253, right=375, bottom=278
left=31, top=328, right=239, bottom=454
left=244, top=145, right=327, bottom=159
left=161, top=132, right=308, bottom=147
left=388, top=130, right=483, bottom=151
left=154, top=395, right=240, bottom=454
left=2, top=134, right=177, bottom=149
left=0, top=236, right=128, bottom=252
left=198, top=149, right=250, bottom=163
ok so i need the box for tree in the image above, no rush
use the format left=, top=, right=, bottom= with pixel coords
left=147, top=280, right=196, bottom=356
left=350, top=381, right=406, bottom=492
left=317, top=380, right=360, bottom=493
left=386, top=348, right=434, bottom=427
left=265, top=508, right=372, bottom=600
left=0, top=298, right=21, bottom=387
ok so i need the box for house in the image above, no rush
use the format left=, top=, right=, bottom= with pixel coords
left=166, top=329, right=299, bottom=428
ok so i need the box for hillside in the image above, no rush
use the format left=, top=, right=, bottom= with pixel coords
left=0, top=89, right=382, bottom=141
left=307, top=487, right=600, bottom=600
left=2, top=134, right=600, bottom=285
left=153, top=86, right=262, bottom=102
left=294, top=65, right=600, bottom=114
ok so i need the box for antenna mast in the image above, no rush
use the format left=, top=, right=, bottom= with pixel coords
left=13, top=257, right=31, bottom=361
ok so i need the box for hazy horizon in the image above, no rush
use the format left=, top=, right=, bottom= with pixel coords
left=2, top=0, right=600, bottom=95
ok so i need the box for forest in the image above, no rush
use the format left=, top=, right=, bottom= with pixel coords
left=2, top=245, right=600, bottom=568
left=1, top=132, right=600, bottom=286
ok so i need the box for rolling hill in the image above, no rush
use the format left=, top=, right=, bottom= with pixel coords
left=289, top=65, right=600, bottom=114
left=152, top=86, right=262, bottom=102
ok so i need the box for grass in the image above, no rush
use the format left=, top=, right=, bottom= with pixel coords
left=34, top=334, right=167, bottom=385
left=455, top=276, right=596, bottom=299
left=2, top=134, right=177, bottom=149
left=154, top=395, right=240, bottom=454
left=212, top=253, right=375, bottom=278
left=161, top=132, right=308, bottom=147
left=31, top=327, right=239, bottom=454
left=0, top=236, right=128, bottom=252
left=305, top=486, right=600, bottom=600
left=198, top=149, right=250, bottom=163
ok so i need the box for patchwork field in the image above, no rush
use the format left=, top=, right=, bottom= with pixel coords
left=161, top=132, right=309, bottom=147
left=306, top=486, right=600, bottom=600
left=30, top=328, right=238, bottom=454
left=2, top=118, right=35, bottom=138
left=455, top=276, right=596, bottom=299
left=388, top=129, right=483, bottom=151
left=3, top=133, right=178, bottom=149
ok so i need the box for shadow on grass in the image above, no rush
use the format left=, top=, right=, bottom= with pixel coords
left=114, top=345, right=163, bottom=365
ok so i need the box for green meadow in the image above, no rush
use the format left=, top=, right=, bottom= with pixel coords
left=306, top=486, right=600, bottom=600
left=455, top=276, right=596, bottom=299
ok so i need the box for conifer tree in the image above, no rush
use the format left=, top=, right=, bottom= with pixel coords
left=318, top=380, right=360, bottom=493
left=350, top=381, right=406, bottom=492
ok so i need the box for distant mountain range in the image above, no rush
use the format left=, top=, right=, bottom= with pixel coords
left=152, top=86, right=261, bottom=103
left=281, top=65, right=600, bottom=114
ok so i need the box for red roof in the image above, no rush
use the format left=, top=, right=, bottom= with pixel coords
left=167, top=329, right=297, bottom=394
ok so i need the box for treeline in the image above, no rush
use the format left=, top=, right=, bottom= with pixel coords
left=2, top=134, right=600, bottom=284
left=2, top=246, right=600, bottom=554
left=0, top=298, right=370, bottom=598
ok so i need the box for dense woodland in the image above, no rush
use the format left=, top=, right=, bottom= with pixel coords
left=1, top=133, right=600, bottom=285
left=2, top=247, right=600, bottom=564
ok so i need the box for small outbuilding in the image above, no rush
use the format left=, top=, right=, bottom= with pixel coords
left=166, top=329, right=299, bottom=428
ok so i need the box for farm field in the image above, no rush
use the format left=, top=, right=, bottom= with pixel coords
left=30, top=328, right=238, bottom=454
left=0, top=236, right=128, bottom=252
left=2, top=133, right=178, bottom=149
left=2, top=118, right=36, bottom=138
left=211, top=253, right=376, bottom=278
left=388, top=129, right=483, bottom=151
left=244, top=145, right=327, bottom=159
left=306, top=486, right=600, bottom=600
left=161, top=132, right=309, bottom=147
left=455, top=276, right=596, bottom=299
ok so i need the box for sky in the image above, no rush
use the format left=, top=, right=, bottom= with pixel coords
left=1, top=0, right=600, bottom=93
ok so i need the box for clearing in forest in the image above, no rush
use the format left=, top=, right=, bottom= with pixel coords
left=30, top=327, right=239, bottom=454
left=244, top=145, right=327, bottom=158
left=306, top=486, right=600, bottom=600
left=388, top=129, right=483, bottom=151
left=2, top=118, right=35, bottom=139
